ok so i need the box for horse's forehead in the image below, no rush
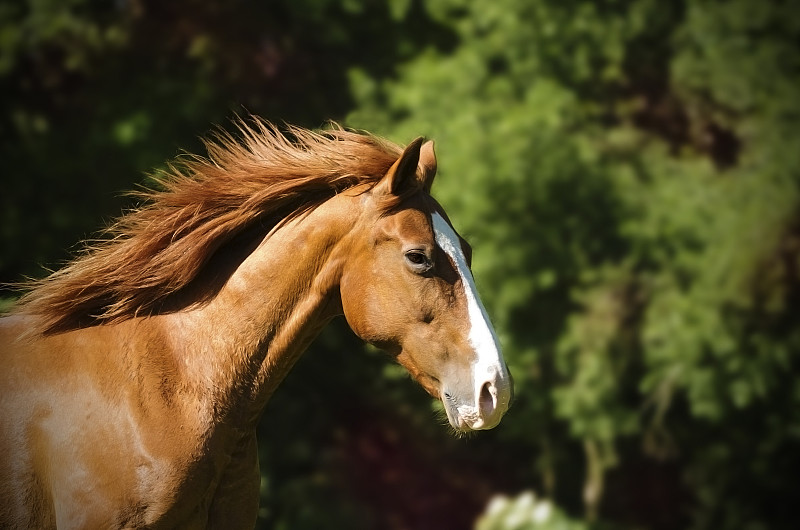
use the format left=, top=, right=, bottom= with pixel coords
left=376, top=195, right=465, bottom=248
left=389, top=208, right=433, bottom=239
left=378, top=194, right=436, bottom=239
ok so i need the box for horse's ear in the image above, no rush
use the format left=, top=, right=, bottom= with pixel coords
left=379, top=137, right=438, bottom=197
left=418, top=140, right=437, bottom=193
left=383, top=137, right=424, bottom=196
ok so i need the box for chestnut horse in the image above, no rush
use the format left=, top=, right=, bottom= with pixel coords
left=0, top=121, right=512, bottom=528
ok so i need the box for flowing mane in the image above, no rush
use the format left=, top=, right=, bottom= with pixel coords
left=12, top=119, right=403, bottom=335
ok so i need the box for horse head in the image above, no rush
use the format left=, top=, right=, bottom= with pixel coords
left=340, top=138, right=513, bottom=432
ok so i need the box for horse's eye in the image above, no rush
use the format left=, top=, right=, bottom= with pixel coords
left=407, top=252, right=426, bottom=265
left=405, top=250, right=432, bottom=272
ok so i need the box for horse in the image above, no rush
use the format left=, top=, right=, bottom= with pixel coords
left=0, top=120, right=512, bottom=528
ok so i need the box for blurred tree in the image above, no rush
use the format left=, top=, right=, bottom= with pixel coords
left=348, top=0, right=800, bottom=528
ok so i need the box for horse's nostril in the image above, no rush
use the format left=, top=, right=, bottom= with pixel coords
left=479, top=381, right=495, bottom=417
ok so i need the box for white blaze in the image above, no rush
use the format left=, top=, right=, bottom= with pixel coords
left=432, top=212, right=506, bottom=427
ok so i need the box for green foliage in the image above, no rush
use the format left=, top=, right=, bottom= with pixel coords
left=3, top=0, right=799, bottom=528
left=348, top=0, right=800, bottom=527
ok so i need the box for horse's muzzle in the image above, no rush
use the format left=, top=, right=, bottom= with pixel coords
left=443, top=363, right=512, bottom=431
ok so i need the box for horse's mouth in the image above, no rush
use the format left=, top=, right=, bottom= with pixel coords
left=442, top=385, right=508, bottom=432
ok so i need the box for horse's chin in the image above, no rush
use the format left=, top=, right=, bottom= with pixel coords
left=443, top=403, right=490, bottom=432
left=442, top=394, right=506, bottom=432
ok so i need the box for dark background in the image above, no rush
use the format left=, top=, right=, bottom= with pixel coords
left=2, top=1, right=799, bottom=528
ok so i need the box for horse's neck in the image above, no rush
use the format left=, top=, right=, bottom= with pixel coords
left=164, top=192, right=360, bottom=425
